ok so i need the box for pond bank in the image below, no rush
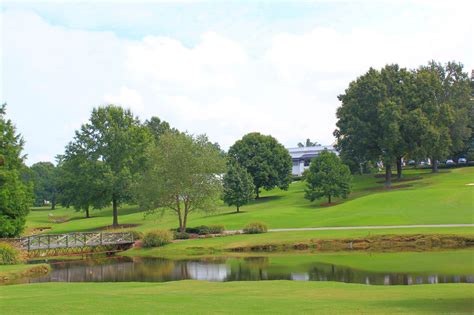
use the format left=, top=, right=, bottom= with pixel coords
left=125, top=231, right=474, bottom=259
left=0, top=264, right=50, bottom=284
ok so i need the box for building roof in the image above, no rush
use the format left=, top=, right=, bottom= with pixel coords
left=287, top=145, right=337, bottom=160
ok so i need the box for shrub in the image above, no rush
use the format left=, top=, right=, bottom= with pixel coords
left=209, top=224, right=225, bottom=234
left=243, top=222, right=268, bottom=234
left=0, top=242, right=19, bottom=265
left=142, top=230, right=173, bottom=248
left=129, top=230, right=144, bottom=240
left=196, top=225, right=210, bottom=235
left=174, top=232, right=190, bottom=240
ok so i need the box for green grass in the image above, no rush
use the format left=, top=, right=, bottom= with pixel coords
left=1, top=281, right=473, bottom=314
left=25, top=167, right=474, bottom=234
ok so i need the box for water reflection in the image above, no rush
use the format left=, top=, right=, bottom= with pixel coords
left=22, top=256, right=474, bottom=286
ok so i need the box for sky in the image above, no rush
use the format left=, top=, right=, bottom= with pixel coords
left=1, top=0, right=473, bottom=165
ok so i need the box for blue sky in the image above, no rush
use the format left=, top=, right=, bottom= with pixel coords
left=1, top=1, right=473, bottom=164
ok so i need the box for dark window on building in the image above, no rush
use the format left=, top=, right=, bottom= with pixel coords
left=304, top=159, right=311, bottom=166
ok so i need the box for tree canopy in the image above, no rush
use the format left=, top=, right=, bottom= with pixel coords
left=0, top=104, right=32, bottom=237
left=30, top=161, right=58, bottom=209
left=228, top=132, right=292, bottom=198
left=136, top=132, right=225, bottom=232
left=304, top=151, right=351, bottom=204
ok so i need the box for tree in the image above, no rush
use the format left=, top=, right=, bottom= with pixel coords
left=304, top=151, right=351, bottom=204
left=228, top=132, right=292, bottom=198
left=0, top=104, right=32, bottom=237
left=61, top=105, right=151, bottom=226
left=415, top=61, right=472, bottom=172
left=413, top=66, right=453, bottom=172
left=222, top=163, right=255, bottom=213
left=297, top=139, right=320, bottom=147
left=335, top=65, right=415, bottom=186
left=136, top=132, right=225, bottom=232
left=56, top=154, right=112, bottom=218
left=30, top=162, right=58, bottom=209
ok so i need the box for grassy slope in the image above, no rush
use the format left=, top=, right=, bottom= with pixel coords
left=1, top=281, right=473, bottom=314
left=25, top=167, right=474, bottom=234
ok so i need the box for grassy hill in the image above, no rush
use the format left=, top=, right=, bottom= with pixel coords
left=25, top=167, right=474, bottom=234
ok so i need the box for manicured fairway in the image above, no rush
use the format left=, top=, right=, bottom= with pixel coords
left=1, top=281, right=473, bottom=314
left=25, top=168, right=474, bottom=234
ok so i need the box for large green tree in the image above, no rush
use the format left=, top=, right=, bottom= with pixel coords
left=56, top=154, right=112, bottom=218
left=222, top=163, right=255, bottom=213
left=30, top=161, right=58, bottom=209
left=228, top=132, right=292, bottom=198
left=304, top=151, right=351, bottom=204
left=61, top=105, right=151, bottom=226
left=335, top=65, right=416, bottom=186
left=136, top=132, right=225, bottom=232
left=0, top=104, right=32, bottom=237
left=415, top=61, right=472, bottom=172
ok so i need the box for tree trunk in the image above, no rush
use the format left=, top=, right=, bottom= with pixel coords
left=255, top=187, right=260, bottom=199
left=51, top=199, right=56, bottom=210
left=85, top=207, right=90, bottom=218
left=112, top=197, right=119, bottom=227
left=182, top=210, right=188, bottom=233
left=178, top=214, right=184, bottom=233
left=432, top=158, right=438, bottom=173
left=236, top=205, right=240, bottom=213
left=328, top=195, right=332, bottom=204
left=359, top=163, right=364, bottom=175
left=396, top=157, right=402, bottom=180
left=385, top=164, right=392, bottom=188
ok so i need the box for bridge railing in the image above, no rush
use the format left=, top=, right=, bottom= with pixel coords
left=18, top=232, right=134, bottom=251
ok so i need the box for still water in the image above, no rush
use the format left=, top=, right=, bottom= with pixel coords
left=22, top=255, right=474, bottom=286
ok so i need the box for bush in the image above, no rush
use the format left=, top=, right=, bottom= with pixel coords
left=0, top=242, right=19, bottom=265
left=142, top=230, right=173, bottom=248
left=243, top=222, right=268, bottom=234
left=209, top=224, right=225, bottom=234
left=196, top=225, right=210, bottom=235
left=129, top=230, right=144, bottom=240
left=174, top=232, right=190, bottom=240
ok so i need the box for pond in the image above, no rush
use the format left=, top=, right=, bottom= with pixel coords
left=17, top=251, right=474, bottom=286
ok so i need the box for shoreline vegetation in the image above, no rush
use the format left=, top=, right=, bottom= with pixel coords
left=0, top=264, right=50, bottom=284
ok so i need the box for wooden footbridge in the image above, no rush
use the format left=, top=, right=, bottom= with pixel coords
left=17, top=232, right=135, bottom=257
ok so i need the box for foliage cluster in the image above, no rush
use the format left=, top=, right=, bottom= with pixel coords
left=142, top=230, right=173, bottom=248
left=0, top=242, right=20, bottom=265
left=243, top=222, right=268, bottom=234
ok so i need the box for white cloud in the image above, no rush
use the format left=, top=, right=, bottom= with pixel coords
left=104, top=86, right=145, bottom=114
left=2, top=4, right=473, bottom=165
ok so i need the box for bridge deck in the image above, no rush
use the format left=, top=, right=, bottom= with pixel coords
left=19, top=232, right=134, bottom=251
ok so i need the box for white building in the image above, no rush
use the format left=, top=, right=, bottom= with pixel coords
left=288, top=145, right=338, bottom=176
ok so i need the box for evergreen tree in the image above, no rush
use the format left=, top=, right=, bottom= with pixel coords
left=223, top=163, right=255, bottom=213
left=0, top=104, right=32, bottom=237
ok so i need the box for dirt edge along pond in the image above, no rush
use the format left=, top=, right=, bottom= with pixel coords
left=228, top=234, right=474, bottom=253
